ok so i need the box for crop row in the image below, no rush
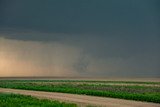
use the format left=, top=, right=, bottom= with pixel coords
left=0, top=80, right=160, bottom=84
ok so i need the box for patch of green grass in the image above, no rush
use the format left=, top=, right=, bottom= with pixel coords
left=0, top=93, right=77, bottom=107
left=0, top=80, right=160, bottom=103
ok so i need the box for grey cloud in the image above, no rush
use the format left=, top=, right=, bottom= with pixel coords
left=1, top=31, right=160, bottom=59
left=0, top=0, right=160, bottom=77
left=0, top=0, right=159, bottom=34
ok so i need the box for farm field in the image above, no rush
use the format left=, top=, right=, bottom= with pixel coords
left=0, top=80, right=160, bottom=103
left=0, top=92, right=77, bottom=107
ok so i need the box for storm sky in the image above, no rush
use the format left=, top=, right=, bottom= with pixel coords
left=0, top=0, right=160, bottom=77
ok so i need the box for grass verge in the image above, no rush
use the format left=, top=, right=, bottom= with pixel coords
left=0, top=93, right=77, bottom=107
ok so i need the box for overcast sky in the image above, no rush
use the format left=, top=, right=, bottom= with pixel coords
left=0, top=0, right=160, bottom=77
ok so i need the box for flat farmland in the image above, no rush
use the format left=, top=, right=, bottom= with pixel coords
left=0, top=80, right=160, bottom=104
left=0, top=92, right=77, bottom=107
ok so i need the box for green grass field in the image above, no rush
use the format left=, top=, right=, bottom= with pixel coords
left=0, top=80, right=160, bottom=103
left=0, top=93, right=77, bottom=107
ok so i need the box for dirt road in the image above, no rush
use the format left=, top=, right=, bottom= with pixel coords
left=0, top=88, right=159, bottom=107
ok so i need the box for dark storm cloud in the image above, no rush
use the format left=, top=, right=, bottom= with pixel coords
left=0, top=0, right=160, bottom=35
left=0, top=0, right=159, bottom=46
left=0, top=0, right=160, bottom=77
